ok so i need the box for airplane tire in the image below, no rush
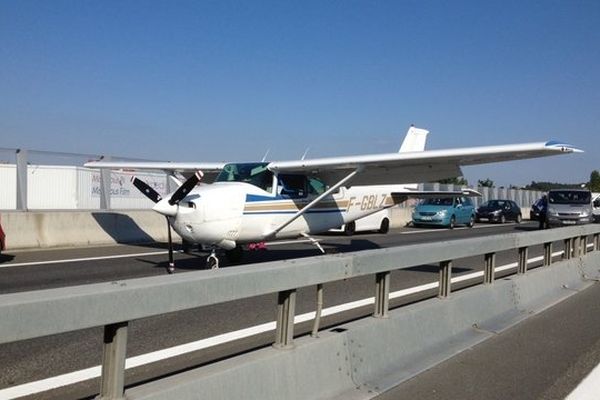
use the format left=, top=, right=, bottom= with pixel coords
left=182, top=240, right=195, bottom=254
left=344, top=222, right=356, bottom=236
left=379, top=218, right=390, bottom=234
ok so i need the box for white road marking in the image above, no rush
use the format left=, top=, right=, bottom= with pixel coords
left=0, top=248, right=570, bottom=399
left=566, top=362, right=600, bottom=400
left=401, top=222, right=518, bottom=234
left=0, top=224, right=529, bottom=268
left=0, top=250, right=182, bottom=269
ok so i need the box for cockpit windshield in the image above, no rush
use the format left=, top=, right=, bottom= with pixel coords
left=214, top=162, right=273, bottom=192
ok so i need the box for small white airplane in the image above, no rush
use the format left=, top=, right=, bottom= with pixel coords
left=85, top=127, right=581, bottom=272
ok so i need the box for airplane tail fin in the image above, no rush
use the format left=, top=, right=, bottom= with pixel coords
left=399, top=126, right=429, bottom=153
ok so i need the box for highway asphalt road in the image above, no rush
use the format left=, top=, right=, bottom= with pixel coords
left=0, top=221, right=593, bottom=400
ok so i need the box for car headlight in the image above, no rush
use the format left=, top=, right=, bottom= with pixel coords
left=436, top=210, right=448, bottom=216
left=492, top=210, right=501, bottom=215
left=548, top=208, right=558, bottom=217
left=581, top=211, right=590, bottom=217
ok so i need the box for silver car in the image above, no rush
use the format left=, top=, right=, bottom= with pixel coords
left=545, top=189, right=593, bottom=227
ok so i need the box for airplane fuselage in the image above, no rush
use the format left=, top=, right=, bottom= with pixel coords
left=168, top=181, right=401, bottom=250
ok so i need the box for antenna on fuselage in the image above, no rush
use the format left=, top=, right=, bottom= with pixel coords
left=261, top=149, right=271, bottom=162
left=301, top=148, right=310, bottom=160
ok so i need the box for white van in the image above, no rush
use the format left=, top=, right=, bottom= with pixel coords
left=592, top=192, right=600, bottom=222
left=332, top=208, right=392, bottom=236
left=545, top=189, right=593, bottom=227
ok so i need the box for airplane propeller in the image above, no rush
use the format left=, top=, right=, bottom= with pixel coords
left=168, top=171, right=203, bottom=205
left=130, top=171, right=203, bottom=274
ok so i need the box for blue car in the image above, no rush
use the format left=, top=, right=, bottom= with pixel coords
left=412, top=196, right=476, bottom=229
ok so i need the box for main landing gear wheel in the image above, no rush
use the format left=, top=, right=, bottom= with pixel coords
left=344, top=221, right=356, bottom=236
left=379, top=218, right=390, bottom=234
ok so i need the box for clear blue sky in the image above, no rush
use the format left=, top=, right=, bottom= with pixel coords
left=1, top=0, right=598, bottom=186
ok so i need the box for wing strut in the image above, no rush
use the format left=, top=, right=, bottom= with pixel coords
left=266, top=167, right=362, bottom=237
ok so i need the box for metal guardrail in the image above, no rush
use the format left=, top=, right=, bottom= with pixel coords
left=1, top=224, right=600, bottom=399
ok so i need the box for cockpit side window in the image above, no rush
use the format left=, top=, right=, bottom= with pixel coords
left=214, top=162, right=273, bottom=192
left=278, top=174, right=307, bottom=198
left=308, top=177, right=326, bottom=196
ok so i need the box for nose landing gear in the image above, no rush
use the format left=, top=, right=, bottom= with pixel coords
left=207, top=249, right=220, bottom=269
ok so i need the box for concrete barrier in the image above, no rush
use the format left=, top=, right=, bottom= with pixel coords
left=125, top=252, right=600, bottom=400
left=0, top=205, right=549, bottom=251
left=0, top=210, right=177, bottom=250
left=1, top=207, right=411, bottom=251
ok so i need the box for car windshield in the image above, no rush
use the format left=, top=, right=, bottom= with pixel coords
left=482, top=200, right=506, bottom=208
left=421, top=197, right=454, bottom=206
left=548, top=190, right=591, bottom=205
left=214, top=162, right=273, bottom=192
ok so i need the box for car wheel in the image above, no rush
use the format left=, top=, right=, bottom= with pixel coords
left=449, top=215, right=456, bottom=229
left=379, top=218, right=390, bottom=234
left=467, top=215, right=475, bottom=228
left=500, top=215, right=506, bottom=224
left=516, top=214, right=522, bottom=224
left=344, top=221, right=356, bottom=236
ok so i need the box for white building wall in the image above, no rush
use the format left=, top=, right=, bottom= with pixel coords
left=28, top=165, right=78, bottom=209
left=0, top=164, right=17, bottom=209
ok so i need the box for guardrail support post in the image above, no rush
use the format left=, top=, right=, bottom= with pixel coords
left=573, top=236, right=581, bottom=258
left=274, top=289, right=296, bottom=349
left=543, top=242, right=553, bottom=266
left=438, top=260, right=452, bottom=298
left=518, top=247, right=528, bottom=275
left=99, top=322, right=128, bottom=400
left=581, top=236, right=588, bottom=256
left=311, top=284, right=323, bottom=337
left=594, top=234, right=600, bottom=252
left=563, top=238, right=572, bottom=260
left=374, top=271, right=391, bottom=318
left=484, top=253, right=496, bottom=285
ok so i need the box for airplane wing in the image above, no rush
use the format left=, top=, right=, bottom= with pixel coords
left=267, top=141, right=582, bottom=187
left=83, top=161, right=226, bottom=182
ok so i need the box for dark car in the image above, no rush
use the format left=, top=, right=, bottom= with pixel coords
left=476, top=200, right=522, bottom=223
left=0, top=216, right=5, bottom=254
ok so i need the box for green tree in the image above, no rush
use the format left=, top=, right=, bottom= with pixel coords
left=589, top=170, right=600, bottom=192
left=477, top=178, right=494, bottom=188
left=437, top=176, right=468, bottom=185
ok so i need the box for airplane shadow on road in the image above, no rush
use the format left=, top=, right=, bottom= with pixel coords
left=0, top=253, right=15, bottom=264
left=136, top=239, right=382, bottom=272
left=92, top=212, right=157, bottom=245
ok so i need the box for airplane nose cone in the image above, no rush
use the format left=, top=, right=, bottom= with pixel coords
left=153, top=198, right=178, bottom=217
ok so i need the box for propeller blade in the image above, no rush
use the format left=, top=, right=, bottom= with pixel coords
left=168, top=171, right=203, bottom=205
left=166, top=217, right=175, bottom=274
left=131, top=176, right=162, bottom=203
